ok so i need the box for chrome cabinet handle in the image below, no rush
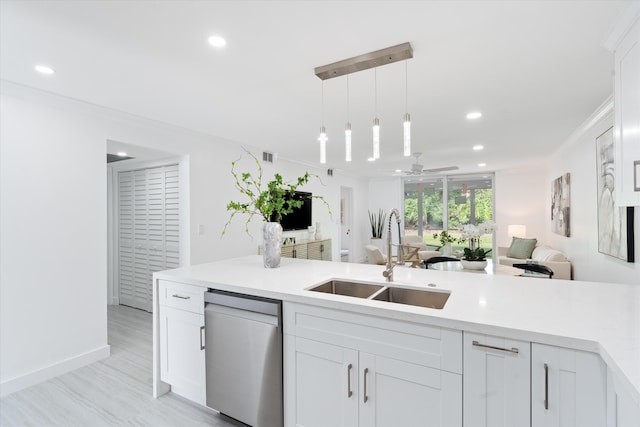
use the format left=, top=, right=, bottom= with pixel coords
left=363, top=368, right=369, bottom=403
left=200, top=326, right=205, bottom=350
left=544, top=363, right=549, bottom=410
left=347, top=364, right=353, bottom=398
left=472, top=340, right=519, bottom=354
left=171, top=294, right=190, bottom=300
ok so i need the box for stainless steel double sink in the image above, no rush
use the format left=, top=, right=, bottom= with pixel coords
left=308, top=279, right=450, bottom=310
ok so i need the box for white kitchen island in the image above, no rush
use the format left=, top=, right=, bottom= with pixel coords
left=152, top=255, right=640, bottom=426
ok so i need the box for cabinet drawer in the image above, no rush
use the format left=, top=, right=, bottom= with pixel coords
left=158, top=280, right=204, bottom=314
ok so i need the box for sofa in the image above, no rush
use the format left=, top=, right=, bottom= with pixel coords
left=498, top=245, right=572, bottom=280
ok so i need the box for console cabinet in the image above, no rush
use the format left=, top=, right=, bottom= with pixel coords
left=281, top=238, right=331, bottom=261
left=284, top=303, right=462, bottom=427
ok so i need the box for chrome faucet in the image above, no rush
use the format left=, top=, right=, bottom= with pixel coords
left=382, top=208, right=403, bottom=282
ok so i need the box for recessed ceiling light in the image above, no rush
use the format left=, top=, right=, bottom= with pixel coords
left=473, top=145, right=484, bottom=151
left=117, top=152, right=128, bottom=157
left=466, top=112, right=482, bottom=120
left=208, top=35, right=226, bottom=47
left=394, top=169, right=402, bottom=173
left=368, top=157, right=375, bottom=162
left=478, top=163, right=487, bottom=167
left=35, top=65, right=55, bottom=75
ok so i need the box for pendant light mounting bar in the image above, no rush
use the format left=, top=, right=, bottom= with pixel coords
left=315, top=42, right=413, bottom=80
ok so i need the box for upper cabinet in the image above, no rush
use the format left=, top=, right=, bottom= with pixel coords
left=607, top=5, right=640, bottom=206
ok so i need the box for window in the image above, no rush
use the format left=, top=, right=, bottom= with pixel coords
left=403, top=173, right=494, bottom=256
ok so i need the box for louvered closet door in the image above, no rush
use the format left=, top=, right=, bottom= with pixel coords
left=118, top=164, right=180, bottom=312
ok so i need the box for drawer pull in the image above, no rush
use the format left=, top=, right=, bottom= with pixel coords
left=544, top=363, right=549, bottom=410
left=347, top=363, right=353, bottom=398
left=472, top=340, right=519, bottom=354
left=171, top=294, right=191, bottom=300
left=200, top=326, right=205, bottom=350
left=363, top=368, right=369, bottom=403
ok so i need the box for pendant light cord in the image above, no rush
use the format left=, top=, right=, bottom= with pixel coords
left=374, top=67, right=378, bottom=116
left=405, top=60, right=408, bottom=112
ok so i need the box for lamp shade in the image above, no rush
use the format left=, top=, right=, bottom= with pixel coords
left=508, top=225, right=527, bottom=238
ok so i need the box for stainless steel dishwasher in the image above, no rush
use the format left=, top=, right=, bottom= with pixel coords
left=204, top=289, right=283, bottom=427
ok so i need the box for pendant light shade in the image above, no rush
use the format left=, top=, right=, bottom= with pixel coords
left=318, top=81, right=327, bottom=164
left=345, top=122, right=352, bottom=162
left=345, top=76, right=352, bottom=162
left=372, top=118, right=380, bottom=159
left=403, top=113, right=411, bottom=156
left=319, top=125, right=327, bottom=164
left=372, top=68, right=380, bottom=159
left=403, top=61, right=411, bottom=156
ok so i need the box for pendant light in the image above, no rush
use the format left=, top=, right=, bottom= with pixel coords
left=318, top=81, right=327, bottom=164
left=403, top=60, right=411, bottom=156
left=345, top=76, right=352, bottom=162
left=372, top=68, right=380, bottom=159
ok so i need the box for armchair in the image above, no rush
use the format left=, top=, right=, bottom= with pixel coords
left=401, top=236, right=442, bottom=262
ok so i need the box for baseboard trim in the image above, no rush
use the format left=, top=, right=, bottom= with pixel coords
left=0, top=345, right=111, bottom=397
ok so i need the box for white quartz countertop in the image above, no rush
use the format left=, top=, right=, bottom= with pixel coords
left=154, top=255, right=640, bottom=403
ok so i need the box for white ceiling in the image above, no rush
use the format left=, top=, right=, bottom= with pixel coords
left=0, top=0, right=630, bottom=177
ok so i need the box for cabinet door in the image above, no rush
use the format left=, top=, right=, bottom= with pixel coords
left=532, top=343, right=606, bottom=427
left=613, top=15, right=640, bottom=207
left=292, top=337, right=358, bottom=427
left=158, top=305, right=205, bottom=405
left=359, top=352, right=462, bottom=427
left=607, top=367, right=640, bottom=427
left=463, top=333, right=530, bottom=427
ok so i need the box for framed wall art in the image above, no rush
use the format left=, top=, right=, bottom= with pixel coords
left=551, top=173, right=571, bottom=237
left=596, top=127, right=635, bottom=262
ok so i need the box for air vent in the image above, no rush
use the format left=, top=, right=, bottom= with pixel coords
left=262, top=152, right=274, bottom=163
left=106, top=153, right=134, bottom=163
left=327, top=169, right=333, bottom=176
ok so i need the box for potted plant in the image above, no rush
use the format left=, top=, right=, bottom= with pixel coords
left=458, top=221, right=496, bottom=269
left=222, top=148, right=331, bottom=268
left=432, top=230, right=458, bottom=255
left=368, top=209, right=387, bottom=251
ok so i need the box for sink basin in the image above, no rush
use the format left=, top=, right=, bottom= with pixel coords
left=309, top=280, right=384, bottom=298
left=372, top=287, right=450, bottom=309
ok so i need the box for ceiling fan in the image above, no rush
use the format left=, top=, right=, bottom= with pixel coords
left=401, top=152, right=459, bottom=175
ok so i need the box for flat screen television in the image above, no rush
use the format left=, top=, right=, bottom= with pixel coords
left=274, top=191, right=312, bottom=231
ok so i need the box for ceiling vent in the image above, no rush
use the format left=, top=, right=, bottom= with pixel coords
left=262, top=151, right=274, bottom=163
left=106, top=153, right=134, bottom=163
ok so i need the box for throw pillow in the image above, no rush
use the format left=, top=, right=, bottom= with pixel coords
left=507, top=237, right=538, bottom=259
left=532, top=247, right=567, bottom=262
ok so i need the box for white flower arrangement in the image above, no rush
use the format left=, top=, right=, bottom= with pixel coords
left=459, top=221, right=497, bottom=260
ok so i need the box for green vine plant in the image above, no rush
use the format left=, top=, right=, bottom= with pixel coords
left=221, top=148, right=331, bottom=238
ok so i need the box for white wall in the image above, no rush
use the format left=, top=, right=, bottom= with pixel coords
left=1, top=88, right=109, bottom=395
left=0, top=82, right=367, bottom=394
left=495, top=167, right=549, bottom=247
left=545, top=103, right=640, bottom=284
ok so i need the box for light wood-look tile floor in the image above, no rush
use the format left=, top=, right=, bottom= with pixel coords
left=0, top=305, right=243, bottom=427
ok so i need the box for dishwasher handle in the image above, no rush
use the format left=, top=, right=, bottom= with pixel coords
left=204, top=289, right=281, bottom=317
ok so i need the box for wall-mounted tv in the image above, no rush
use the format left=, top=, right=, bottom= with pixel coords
left=274, top=191, right=312, bottom=231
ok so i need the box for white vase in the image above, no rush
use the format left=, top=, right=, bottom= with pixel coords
left=460, top=259, right=487, bottom=270
left=443, top=243, right=452, bottom=256
left=263, top=222, right=283, bottom=268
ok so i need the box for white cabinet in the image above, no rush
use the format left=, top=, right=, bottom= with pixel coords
left=531, top=343, right=607, bottom=427
left=463, top=332, right=531, bottom=427
left=284, top=303, right=462, bottom=427
left=607, top=367, right=640, bottom=427
left=157, top=280, right=205, bottom=405
left=610, top=9, right=640, bottom=206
